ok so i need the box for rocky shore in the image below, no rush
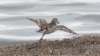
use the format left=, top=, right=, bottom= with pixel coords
left=0, top=34, right=100, bottom=56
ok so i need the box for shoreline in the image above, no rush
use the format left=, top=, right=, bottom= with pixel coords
left=0, top=34, right=100, bottom=56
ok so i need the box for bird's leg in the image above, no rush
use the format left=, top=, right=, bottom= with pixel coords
left=39, top=33, right=45, bottom=42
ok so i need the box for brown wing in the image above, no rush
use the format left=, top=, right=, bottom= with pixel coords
left=27, top=18, right=48, bottom=29
left=39, top=19, right=48, bottom=26
left=55, top=25, right=77, bottom=34
left=27, top=18, right=41, bottom=28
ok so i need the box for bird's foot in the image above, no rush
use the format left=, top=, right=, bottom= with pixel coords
left=37, top=38, right=43, bottom=43
left=39, top=38, right=43, bottom=42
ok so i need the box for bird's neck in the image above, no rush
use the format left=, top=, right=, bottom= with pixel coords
left=50, top=22, right=56, bottom=26
left=50, top=21, right=57, bottom=25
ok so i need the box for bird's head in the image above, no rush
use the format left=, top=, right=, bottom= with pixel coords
left=52, top=18, right=60, bottom=24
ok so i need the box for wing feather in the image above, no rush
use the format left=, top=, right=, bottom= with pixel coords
left=27, top=18, right=48, bottom=28
left=39, top=19, right=48, bottom=26
left=27, top=18, right=41, bottom=28
left=56, top=25, right=77, bottom=34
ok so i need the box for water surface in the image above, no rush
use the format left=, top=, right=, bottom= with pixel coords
left=0, top=0, right=100, bottom=46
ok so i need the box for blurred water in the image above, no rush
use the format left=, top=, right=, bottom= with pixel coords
left=0, top=0, right=100, bottom=45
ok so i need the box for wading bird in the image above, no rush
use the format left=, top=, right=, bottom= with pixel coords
left=27, top=18, right=77, bottom=42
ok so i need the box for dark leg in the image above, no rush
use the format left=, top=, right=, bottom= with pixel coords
left=39, top=33, right=46, bottom=42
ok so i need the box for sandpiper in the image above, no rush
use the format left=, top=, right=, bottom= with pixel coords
left=27, top=18, right=78, bottom=42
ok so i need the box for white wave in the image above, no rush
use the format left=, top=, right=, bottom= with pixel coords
left=77, top=30, right=100, bottom=33
left=0, top=35, right=40, bottom=40
left=0, top=32, right=71, bottom=41
left=64, top=22, right=84, bottom=29
left=0, top=0, right=38, bottom=4
left=84, top=22, right=100, bottom=26
left=0, top=14, right=16, bottom=17
left=2, top=11, right=100, bottom=17
left=70, top=12, right=100, bottom=15
left=36, top=0, right=100, bottom=3
left=1, top=12, right=100, bottom=17
left=21, top=11, right=65, bottom=16
left=66, top=22, right=83, bottom=26
left=0, top=24, right=38, bottom=31
left=0, top=0, right=100, bottom=5
left=0, top=11, right=66, bottom=17
left=59, top=12, right=100, bottom=15
left=0, top=34, right=61, bottom=40
left=70, top=0, right=100, bottom=3
left=0, top=30, right=99, bottom=41
left=0, top=0, right=24, bottom=4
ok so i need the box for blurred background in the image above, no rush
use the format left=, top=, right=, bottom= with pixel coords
left=0, top=0, right=100, bottom=46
